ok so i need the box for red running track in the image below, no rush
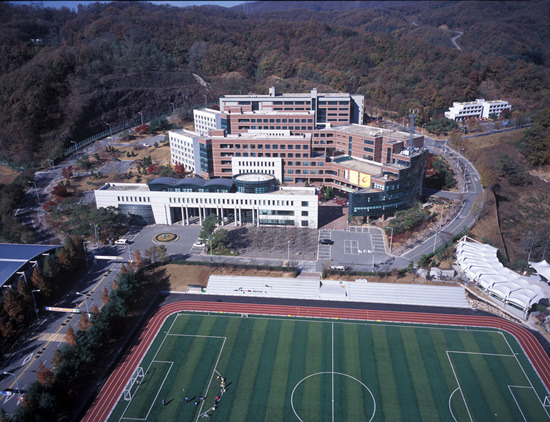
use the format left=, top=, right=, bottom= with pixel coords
left=82, top=301, right=550, bottom=422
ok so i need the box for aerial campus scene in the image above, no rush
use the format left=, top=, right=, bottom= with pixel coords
left=0, top=1, right=549, bottom=421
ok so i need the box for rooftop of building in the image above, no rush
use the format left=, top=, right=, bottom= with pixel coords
left=220, top=92, right=353, bottom=99
left=231, top=110, right=315, bottom=115
left=0, top=244, right=60, bottom=287
left=234, top=173, right=275, bottom=182
left=195, top=108, right=222, bottom=114
left=100, top=183, right=150, bottom=191
left=327, top=124, right=411, bottom=141
left=212, top=131, right=312, bottom=140
left=169, top=128, right=200, bottom=137
left=332, top=156, right=383, bottom=176
left=97, top=180, right=317, bottom=196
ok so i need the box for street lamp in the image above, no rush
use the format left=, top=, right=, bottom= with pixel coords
left=90, top=223, right=99, bottom=248
left=432, top=209, right=444, bottom=253
left=170, top=102, right=175, bottom=114
left=71, top=140, right=78, bottom=152
left=76, top=291, right=90, bottom=318
left=3, top=372, right=20, bottom=397
left=388, top=227, right=394, bottom=253
left=28, top=181, right=39, bottom=201
left=82, top=242, right=89, bottom=269
left=127, top=243, right=132, bottom=262
left=208, top=236, right=213, bottom=263
left=31, top=289, right=40, bottom=321
left=106, top=122, right=112, bottom=136
left=139, top=111, right=144, bottom=125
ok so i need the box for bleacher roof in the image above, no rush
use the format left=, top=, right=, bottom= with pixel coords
left=0, top=243, right=59, bottom=287
left=456, top=237, right=545, bottom=310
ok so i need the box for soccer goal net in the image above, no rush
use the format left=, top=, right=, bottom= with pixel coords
left=123, top=366, right=145, bottom=401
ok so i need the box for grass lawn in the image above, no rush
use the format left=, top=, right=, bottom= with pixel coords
left=108, top=313, right=549, bottom=422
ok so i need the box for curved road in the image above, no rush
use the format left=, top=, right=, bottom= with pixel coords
left=82, top=300, right=550, bottom=422
left=401, top=139, right=483, bottom=263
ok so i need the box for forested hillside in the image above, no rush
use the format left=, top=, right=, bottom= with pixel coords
left=0, top=0, right=548, bottom=168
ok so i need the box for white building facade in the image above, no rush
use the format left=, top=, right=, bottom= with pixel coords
left=169, top=129, right=201, bottom=174
left=193, top=108, right=224, bottom=136
left=231, top=157, right=283, bottom=182
left=445, top=99, right=511, bottom=121
left=94, top=181, right=318, bottom=228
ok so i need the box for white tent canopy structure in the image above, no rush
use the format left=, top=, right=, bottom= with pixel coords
left=456, top=236, right=546, bottom=311
left=530, top=260, right=550, bottom=283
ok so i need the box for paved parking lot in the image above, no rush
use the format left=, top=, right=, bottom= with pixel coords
left=316, top=226, right=392, bottom=271
left=118, top=224, right=202, bottom=260
left=110, top=223, right=394, bottom=272
left=97, top=159, right=136, bottom=175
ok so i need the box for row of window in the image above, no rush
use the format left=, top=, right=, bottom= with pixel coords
left=287, top=169, right=322, bottom=175
left=164, top=196, right=309, bottom=207
left=218, top=144, right=308, bottom=150
left=236, top=161, right=276, bottom=167
left=238, top=125, right=313, bottom=131
left=220, top=152, right=308, bottom=158
left=118, top=196, right=151, bottom=203
left=238, top=118, right=313, bottom=123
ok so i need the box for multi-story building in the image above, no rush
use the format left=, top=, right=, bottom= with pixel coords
left=94, top=174, right=318, bottom=228
left=96, top=87, right=426, bottom=226
left=219, top=86, right=364, bottom=127
left=444, top=99, right=511, bottom=121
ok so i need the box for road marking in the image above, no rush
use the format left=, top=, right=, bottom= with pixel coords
left=22, top=353, right=33, bottom=365
left=37, top=333, right=67, bottom=343
left=1, top=266, right=117, bottom=402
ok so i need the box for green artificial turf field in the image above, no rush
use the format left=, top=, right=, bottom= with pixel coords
left=108, top=312, right=549, bottom=421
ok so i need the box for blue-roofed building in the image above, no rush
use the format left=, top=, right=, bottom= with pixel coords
left=0, top=243, right=60, bottom=288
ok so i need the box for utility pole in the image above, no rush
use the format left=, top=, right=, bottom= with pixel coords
left=71, top=140, right=78, bottom=152
left=388, top=227, right=394, bottom=253
left=139, top=112, right=144, bottom=125
left=106, top=122, right=112, bottom=136
left=3, top=372, right=20, bottom=397
left=31, top=289, right=40, bottom=321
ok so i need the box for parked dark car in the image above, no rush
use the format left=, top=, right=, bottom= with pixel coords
left=319, top=239, right=334, bottom=245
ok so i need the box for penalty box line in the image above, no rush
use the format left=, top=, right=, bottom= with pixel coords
left=499, top=331, right=550, bottom=419
left=446, top=349, right=547, bottom=422
left=120, top=313, right=227, bottom=422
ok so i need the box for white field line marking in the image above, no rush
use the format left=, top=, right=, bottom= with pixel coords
left=446, top=351, right=473, bottom=422
left=175, top=312, right=502, bottom=335
left=290, top=372, right=376, bottom=422
left=195, top=337, right=227, bottom=422
left=446, top=350, right=515, bottom=357
left=119, top=315, right=178, bottom=420
left=166, top=334, right=226, bottom=339
left=500, top=332, right=550, bottom=419
left=508, top=385, right=527, bottom=422
left=332, top=322, right=335, bottom=422
left=449, top=387, right=460, bottom=422
left=120, top=361, right=173, bottom=422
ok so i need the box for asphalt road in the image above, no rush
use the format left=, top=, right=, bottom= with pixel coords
left=0, top=260, right=123, bottom=414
